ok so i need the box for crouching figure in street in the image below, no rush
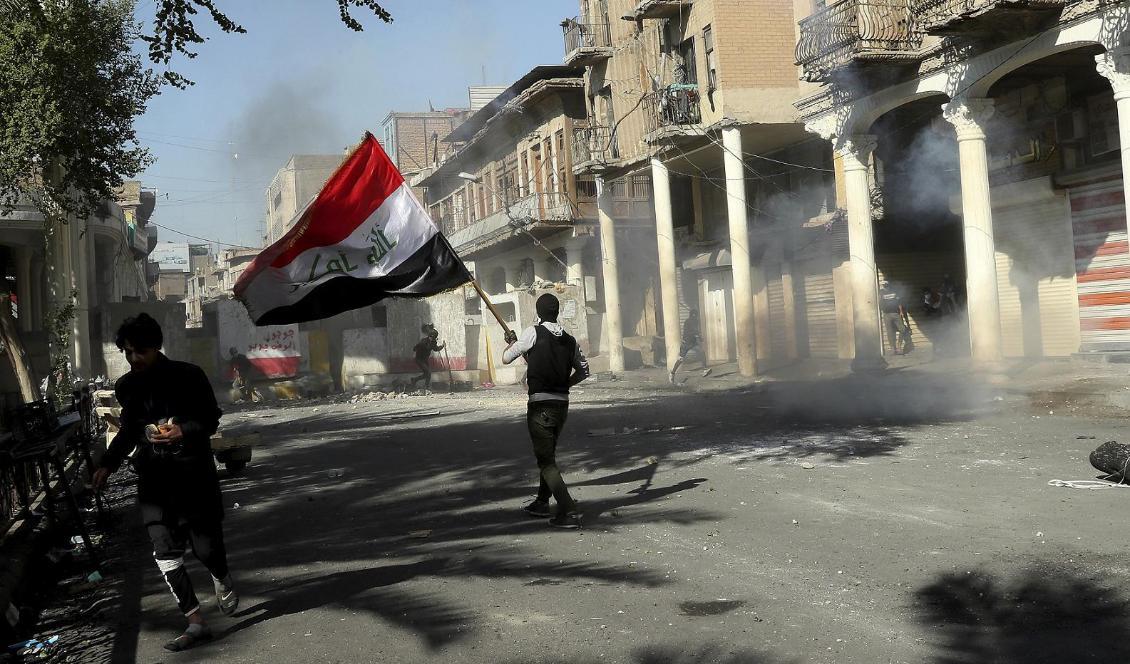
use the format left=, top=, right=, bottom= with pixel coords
left=93, top=313, right=238, bottom=652
left=503, top=294, right=590, bottom=529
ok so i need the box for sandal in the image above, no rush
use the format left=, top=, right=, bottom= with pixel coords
left=163, top=624, right=212, bottom=652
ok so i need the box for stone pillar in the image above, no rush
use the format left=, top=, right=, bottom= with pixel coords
left=650, top=158, right=682, bottom=373
left=72, top=224, right=93, bottom=377
left=15, top=247, right=32, bottom=332
left=1096, top=48, right=1130, bottom=232
left=596, top=176, right=624, bottom=372
left=721, top=127, right=758, bottom=377
left=503, top=263, right=520, bottom=293
left=566, top=235, right=588, bottom=288
left=943, top=99, right=1003, bottom=363
left=838, top=134, right=886, bottom=371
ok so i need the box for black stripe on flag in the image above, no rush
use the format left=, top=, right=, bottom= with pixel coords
left=254, top=234, right=472, bottom=326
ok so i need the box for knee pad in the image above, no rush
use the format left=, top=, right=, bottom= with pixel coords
left=155, top=555, right=185, bottom=574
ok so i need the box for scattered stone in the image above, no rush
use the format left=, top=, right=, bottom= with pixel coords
left=800, top=462, right=815, bottom=470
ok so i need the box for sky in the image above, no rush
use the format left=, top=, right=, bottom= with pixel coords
left=134, top=0, right=576, bottom=249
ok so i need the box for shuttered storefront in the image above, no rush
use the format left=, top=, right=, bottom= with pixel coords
left=1068, top=175, right=1129, bottom=351
left=766, top=266, right=790, bottom=363
left=876, top=252, right=966, bottom=355
left=700, top=269, right=735, bottom=363
left=799, top=265, right=839, bottom=358
left=992, top=179, right=1079, bottom=357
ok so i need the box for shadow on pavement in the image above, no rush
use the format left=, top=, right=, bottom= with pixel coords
left=123, top=369, right=998, bottom=657
left=503, top=644, right=800, bottom=664
left=915, top=564, right=1130, bottom=662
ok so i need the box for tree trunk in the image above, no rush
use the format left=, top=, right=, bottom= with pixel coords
left=0, top=297, right=40, bottom=403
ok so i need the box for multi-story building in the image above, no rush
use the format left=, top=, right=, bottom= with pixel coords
left=264, top=155, right=345, bottom=245
left=418, top=64, right=656, bottom=378
left=794, top=0, right=1130, bottom=365
left=567, top=0, right=844, bottom=376
left=0, top=181, right=158, bottom=406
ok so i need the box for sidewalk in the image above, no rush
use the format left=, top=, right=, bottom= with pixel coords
left=594, top=354, right=1130, bottom=419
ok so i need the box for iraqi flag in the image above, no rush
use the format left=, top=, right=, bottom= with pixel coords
left=235, top=133, right=473, bottom=325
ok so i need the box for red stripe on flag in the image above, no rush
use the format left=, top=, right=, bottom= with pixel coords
left=234, top=134, right=403, bottom=296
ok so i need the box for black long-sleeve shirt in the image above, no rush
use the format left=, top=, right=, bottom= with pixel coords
left=100, top=354, right=224, bottom=521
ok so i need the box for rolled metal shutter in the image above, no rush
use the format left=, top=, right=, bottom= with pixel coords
left=993, top=186, right=1079, bottom=357
left=1069, top=176, right=1129, bottom=352
left=799, top=266, right=839, bottom=358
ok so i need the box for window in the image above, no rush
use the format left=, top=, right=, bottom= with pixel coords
left=703, top=26, right=717, bottom=91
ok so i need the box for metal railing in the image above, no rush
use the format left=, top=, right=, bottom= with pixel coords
left=644, top=84, right=702, bottom=133
left=912, top=0, right=1066, bottom=30
left=563, top=18, right=612, bottom=56
left=572, top=124, right=619, bottom=166
left=796, top=0, right=923, bottom=82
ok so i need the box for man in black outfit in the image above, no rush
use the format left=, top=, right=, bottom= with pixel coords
left=503, top=294, right=590, bottom=529
left=669, top=309, right=712, bottom=384
left=92, top=314, right=237, bottom=652
left=411, top=324, right=445, bottom=393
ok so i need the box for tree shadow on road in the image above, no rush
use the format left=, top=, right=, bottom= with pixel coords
left=914, top=564, right=1130, bottom=663
left=502, top=644, right=800, bottom=664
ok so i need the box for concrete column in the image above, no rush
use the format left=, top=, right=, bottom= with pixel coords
left=837, top=134, right=886, bottom=371
left=722, top=127, right=758, bottom=376
left=596, top=176, right=624, bottom=372
left=943, top=99, right=1003, bottom=363
left=15, top=247, right=32, bottom=332
left=566, top=235, right=588, bottom=288
left=1096, top=48, right=1130, bottom=232
left=503, top=262, right=520, bottom=293
left=650, top=158, right=682, bottom=373
left=72, top=224, right=93, bottom=377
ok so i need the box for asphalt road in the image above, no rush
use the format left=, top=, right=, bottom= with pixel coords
left=103, top=370, right=1128, bottom=663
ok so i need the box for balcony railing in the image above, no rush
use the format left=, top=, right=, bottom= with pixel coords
left=796, top=0, right=924, bottom=83
left=448, top=192, right=585, bottom=255
left=572, top=124, right=619, bottom=169
left=563, top=18, right=612, bottom=67
left=912, top=0, right=1066, bottom=35
left=644, top=85, right=702, bottom=134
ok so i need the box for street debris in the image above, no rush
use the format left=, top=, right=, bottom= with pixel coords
left=7, top=634, right=60, bottom=659
left=800, top=462, right=816, bottom=469
left=407, top=529, right=432, bottom=539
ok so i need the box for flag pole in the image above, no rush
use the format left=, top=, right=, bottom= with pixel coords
left=470, top=280, right=512, bottom=336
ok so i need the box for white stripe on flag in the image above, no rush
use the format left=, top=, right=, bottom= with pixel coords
left=240, top=184, right=439, bottom=319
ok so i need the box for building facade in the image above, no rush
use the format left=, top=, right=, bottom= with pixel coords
left=0, top=181, right=158, bottom=408
left=568, top=0, right=844, bottom=375
left=795, top=0, right=1130, bottom=365
left=264, top=155, right=345, bottom=245
left=418, top=65, right=656, bottom=380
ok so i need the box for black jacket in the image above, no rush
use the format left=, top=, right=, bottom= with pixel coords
left=100, top=354, right=224, bottom=521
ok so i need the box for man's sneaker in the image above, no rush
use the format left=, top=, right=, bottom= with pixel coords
left=214, top=575, right=239, bottom=616
left=668, top=371, right=677, bottom=385
left=701, top=368, right=712, bottom=377
left=549, top=511, right=582, bottom=529
left=523, top=499, right=551, bottom=518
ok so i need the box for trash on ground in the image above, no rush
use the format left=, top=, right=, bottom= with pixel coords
left=407, top=529, right=432, bottom=539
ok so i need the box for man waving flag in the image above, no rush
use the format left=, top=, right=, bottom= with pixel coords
left=234, top=133, right=473, bottom=325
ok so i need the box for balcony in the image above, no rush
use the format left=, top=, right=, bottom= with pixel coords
left=631, top=0, right=692, bottom=20
left=562, top=18, right=613, bottom=67
left=448, top=192, right=591, bottom=257
left=644, top=84, right=702, bottom=136
left=913, top=0, right=1066, bottom=36
left=796, top=0, right=924, bottom=84
left=572, top=124, right=619, bottom=172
